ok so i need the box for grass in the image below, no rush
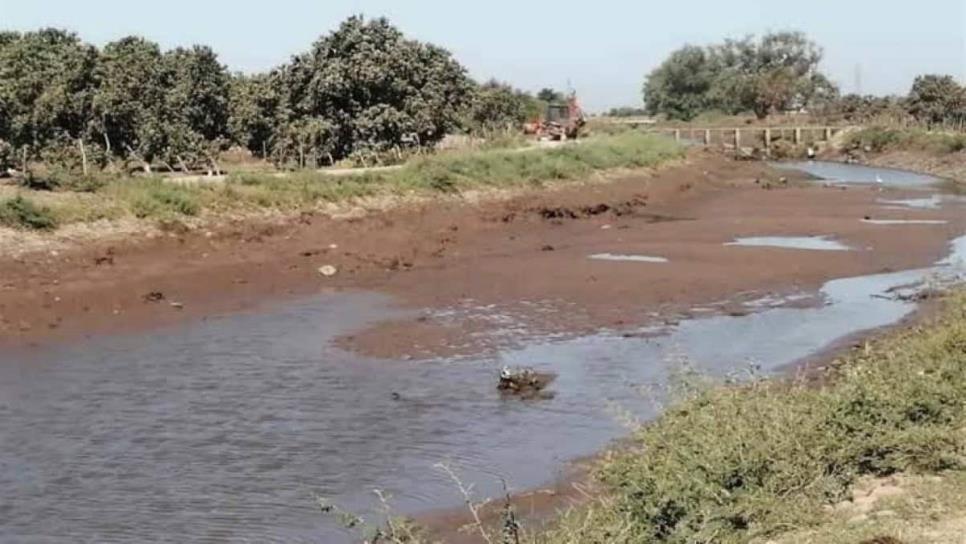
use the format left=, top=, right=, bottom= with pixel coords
left=0, top=195, right=59, bottom=230
left=0, top=132, right=685, bottom=232
left=846, top=127, right=966, bottom=155
left=526, top=293, right=966, bottom=544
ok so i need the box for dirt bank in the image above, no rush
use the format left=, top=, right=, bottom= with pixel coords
left=1, top=148, right=964, bottom=355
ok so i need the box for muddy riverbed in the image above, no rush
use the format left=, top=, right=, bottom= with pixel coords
left=2, top=157, right=965, bottom=542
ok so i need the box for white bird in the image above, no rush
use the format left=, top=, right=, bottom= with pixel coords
left=875, top=175, right=884, bottom=184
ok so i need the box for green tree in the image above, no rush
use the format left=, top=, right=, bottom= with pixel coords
left=643, top=45, right=717, bottom=121
left=0, top=29, right=98, bottom=158
left=467, top=79, right=541, bottom=132
left=907, top=74, right=964, bottom=126
left=644, top=32, right=835, bottom=120
left=92, top=36, right=166, bottom=166
left=158, top=45, right=231, bottom=170
left=228, top=72, right=282, bottom=157
left=280, top=16, right=474, bottom=163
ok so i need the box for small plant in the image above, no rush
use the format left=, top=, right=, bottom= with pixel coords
left=0, top=195, right=58, bottom=230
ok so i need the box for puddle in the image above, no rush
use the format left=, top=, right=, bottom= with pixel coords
left=773, top=161, right=940, bottom=187
left=726, top=236, right=852, bottom=251
left=861, top=219, right=948, bottom=225
left=878, top=195, right=943, bottom=209
left=590, top=253, right=669, bottom=263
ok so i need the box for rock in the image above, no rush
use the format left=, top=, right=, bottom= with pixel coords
left=318, top=265, right=338, bottom=277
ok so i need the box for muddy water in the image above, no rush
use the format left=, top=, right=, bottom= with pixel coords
left=2, top=165, right=964, bottom=543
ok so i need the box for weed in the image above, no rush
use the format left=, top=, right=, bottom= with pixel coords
left=0, top=195, right=58, bottom=230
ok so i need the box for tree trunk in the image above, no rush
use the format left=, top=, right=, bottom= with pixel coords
left=78, top=139, right=89, bottom=177
left=125, top=145, right=151, bottom=173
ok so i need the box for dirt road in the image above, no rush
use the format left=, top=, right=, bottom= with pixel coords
left=1, top=149, right=963, bottom=356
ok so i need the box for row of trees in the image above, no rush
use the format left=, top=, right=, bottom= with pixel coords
left=642, top=32, right=838, bottom=120
left=811, top=75, right=966, bottom=127
left=0, top=17, right=549, bottom=175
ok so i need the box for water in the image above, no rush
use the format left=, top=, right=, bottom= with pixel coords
left=2, top=164, right=964, bottom=543
left=726, top=236, right=852, bottom=251
left=773, top=161, right=941, bottom=187
left=879, top=195, right=943, bottom=209
left=861, top=219, right=949, bottom=225
left=589, top=253, right=669, bottom=263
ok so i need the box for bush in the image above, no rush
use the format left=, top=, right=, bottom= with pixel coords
left=0, top=195, right=58, bottom=230
left=131, top=184, right=201, bottom=218
left=568, top=296, right=966, bottom=543
left=846, top=127, right=966, bottom=154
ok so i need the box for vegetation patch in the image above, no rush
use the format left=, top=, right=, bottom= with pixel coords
left=529, top=293, right=966, bottom=544
left=0, top=195, right=58, bottom=230
left=846, top=127, right=966, bottom=155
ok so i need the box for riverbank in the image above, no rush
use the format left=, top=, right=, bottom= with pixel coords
left=3, top=149, right=963, bottom=353
left=518, top=291, right=966, bottom=544
left=829, top=126, right=966, bottom=183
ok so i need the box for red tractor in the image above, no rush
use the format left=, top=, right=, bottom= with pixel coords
left=524, top=93, right=586, bottom=141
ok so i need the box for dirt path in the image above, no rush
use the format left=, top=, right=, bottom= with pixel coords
left=1, top=149, right=964, bottom=354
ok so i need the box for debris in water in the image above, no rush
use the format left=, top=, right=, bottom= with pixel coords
left=318, top=265, right=338, bottom=277
left=170, top=302, right=184, bottom=310
left=498, top=366, right=556, bottom=399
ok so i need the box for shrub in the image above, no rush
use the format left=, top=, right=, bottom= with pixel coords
left=536, top=294, right=966, bottom=544
left=131, top=184, right=201, bottom=218
left=0, top=195, right=58, bottom=230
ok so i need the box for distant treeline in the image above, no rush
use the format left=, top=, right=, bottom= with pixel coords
left=0, top=17, right=554, bottom=176
left=832, top=75, right=966, bottom=128
left=641, top=31, right=966, bottom=129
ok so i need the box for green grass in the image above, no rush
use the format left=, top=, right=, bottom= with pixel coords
left=847, top=127, right=966, bottom=155
left=0, top=195, right=59, bottom=230
left=529, top=293, right=966, bottom=544
left=0, top=132, right=684, bottom=232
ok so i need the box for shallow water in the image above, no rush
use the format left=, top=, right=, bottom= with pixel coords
left=726, top=236, right=852, bottom=251
left=861, top=219, right=949, bottom=225
left=2, top=165, right=964, bottom=543
left=878, top=195, right=944, bottom=209
left=590, top=253, right=669, bottom=263
left=773, top=161, right=940, bottom=187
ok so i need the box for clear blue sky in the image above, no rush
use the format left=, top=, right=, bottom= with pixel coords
left=2, top=0, right=965, bottom=112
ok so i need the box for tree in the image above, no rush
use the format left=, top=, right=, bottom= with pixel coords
left=279, top=16, right=474, bottom=163
left=467, top=80, right=541, bottom=132
left=228, top=72, right=282, bottom=157
left=0, top=29, right=98, bottom=157
left=92, top=36, right=166, bottom=164
left=644, top=32, right=835, bottom=120
left=158, top=45, right=231, bottom=170
left=643, top=45, right=717, bottom=121
left=907, top=74, right=964, bottom=126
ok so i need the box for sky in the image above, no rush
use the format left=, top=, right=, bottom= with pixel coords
left=2, top=0, right=965, bottom=112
